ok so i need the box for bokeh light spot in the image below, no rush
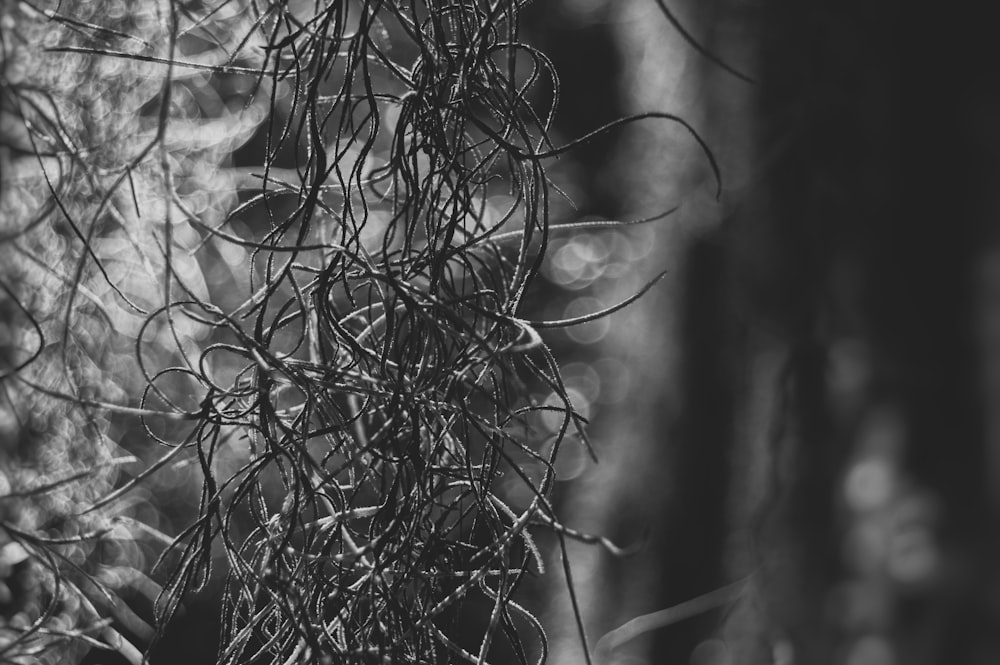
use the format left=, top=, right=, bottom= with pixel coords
left=563, top=296, right=612, bottom=344
left=846, top=635, right=895, bottom=665
left=845, top=457, right=895, bottom=512
left=690, top=638, right=732, bottom=665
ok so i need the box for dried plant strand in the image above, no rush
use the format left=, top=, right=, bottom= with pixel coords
left=0, top=1, right=718, bottom=663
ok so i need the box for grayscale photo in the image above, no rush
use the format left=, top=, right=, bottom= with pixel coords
left=0, top=1, right=994, bottom=664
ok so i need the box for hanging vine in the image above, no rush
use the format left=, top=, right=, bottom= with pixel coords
left=0, top=1, right=718, bottom=663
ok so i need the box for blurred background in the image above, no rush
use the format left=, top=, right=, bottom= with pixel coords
left=519, top=1, right=1000, bottom=665
left=3, top=0, right=999, bottom=664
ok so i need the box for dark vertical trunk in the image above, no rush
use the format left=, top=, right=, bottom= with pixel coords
left=650, top=234, right=736, bottom=662
left=882, top=4, right=998, bottom=664
left=748, top=0, right=898, bottom=661
left=745, top=0, right=1000, bottom=663
left=754, top=4, right=850, bottom=660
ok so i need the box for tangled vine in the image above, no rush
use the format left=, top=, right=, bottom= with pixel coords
left=0, top=1, right=718, bottom=663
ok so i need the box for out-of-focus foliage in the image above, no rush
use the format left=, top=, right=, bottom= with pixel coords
left=0, top=1, right=717, bottom=663
left=0, top=2, right=207, bottom=661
